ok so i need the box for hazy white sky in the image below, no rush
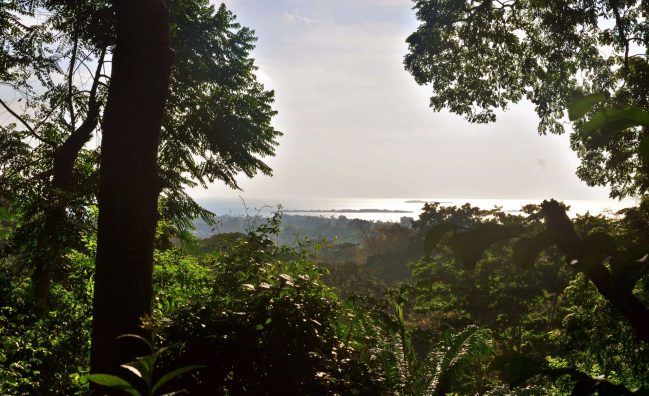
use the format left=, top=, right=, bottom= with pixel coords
left=192, top=0, right=619, bottom=202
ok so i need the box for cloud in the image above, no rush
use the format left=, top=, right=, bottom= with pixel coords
left=281, top=11, right=318, bottom=26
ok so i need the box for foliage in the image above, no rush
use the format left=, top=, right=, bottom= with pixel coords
left=4, top=0, right=649, bottom=393
left=0, top=0, right=281, bottom=308
left=88, top=334, right=204, bottom=396
left=349, top=298, right=494, bottom=396
left=405, top=0, right=649, bottom=198
left=2, top=201, right=649, bottom=394
left=0, top=234, right=95, bottom=395
left=423, top=200, right=649, bottom=391
left=550, top=274, right=649, bottom=391
left=159, top=1, right=282, bottom=230
left=418, top=325, right=493, bottom=395
left=152, top=244, right=213, bottom=319
left=158, top=214, right=382, bottom=395
left=490, top=352, right=648, bottom=395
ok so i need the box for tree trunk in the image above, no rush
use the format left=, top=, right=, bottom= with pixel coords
left=90, top=0, right=173, bottom=377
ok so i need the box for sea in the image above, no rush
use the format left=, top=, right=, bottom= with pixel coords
left=194, top=196, right=638, bottom=223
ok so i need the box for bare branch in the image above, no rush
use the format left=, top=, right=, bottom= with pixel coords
left=67, top=34, right=79, bottom=132
left=610, top=1, right=630, bottom=82
left=88, top=47, right=107, bottom=107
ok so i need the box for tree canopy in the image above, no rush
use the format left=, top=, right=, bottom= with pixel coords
left=1, top=0, right=280, bottom=229
left=405, top=0, right=649, bottom=198
left=0, top=0, right=281, bottom=303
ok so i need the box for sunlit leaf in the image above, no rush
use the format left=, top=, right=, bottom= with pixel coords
left=120, top=363, right=143, bottom=379
left=159, top=390, right=190, bottom=396
left=87, top=374, right=141, bottom=396
left=151, top=365, right=206, bottom=395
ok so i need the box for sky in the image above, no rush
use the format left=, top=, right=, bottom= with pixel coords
left=190, top=1, right=623, bottom=202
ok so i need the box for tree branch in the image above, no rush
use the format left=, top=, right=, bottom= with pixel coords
left=0, top=98, right=56, bottom=146
left=610, top=1, right=630, bottom=82
left=67, top=34, right=79, bottom=132
left=53, top=46, right=108, bottom=190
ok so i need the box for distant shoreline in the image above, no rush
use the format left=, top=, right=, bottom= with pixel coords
left=404, top=200, right=452, bottom=204
left=283, top=208, right=412, bottom=214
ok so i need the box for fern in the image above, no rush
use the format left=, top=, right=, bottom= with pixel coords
left=374, top=304, right=493, bottom=395
left=417, top=325, right=493, bottom=396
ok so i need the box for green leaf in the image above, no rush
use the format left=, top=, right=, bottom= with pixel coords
left=151, top=365, right=206, bottom=395
left=87, top=374, right=141, bottom=396
left=618, top=106, right=649, bottom=125
left=451, top=223, right=522, bottom=269
left=121, top=358, right=155, bottom=388
left=569, top=93, right=605, bottom=121
left=581, top=110, right=607, bottom=135
left=632, top=385, right=649, bottom=395
left=117, top=334, right=153, bottom=351
left=423, top=222, right=457, bottom=257
left=582, top=106, right=649, bottom=145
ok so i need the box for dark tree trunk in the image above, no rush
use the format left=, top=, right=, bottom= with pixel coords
left=90, top=0, right=173, bottom=376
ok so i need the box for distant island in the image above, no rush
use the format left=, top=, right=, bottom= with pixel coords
left=283, top=208, right=412, bottom=214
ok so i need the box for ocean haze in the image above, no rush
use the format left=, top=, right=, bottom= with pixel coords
left=195, top=196, right=637, bottom=223
left=190, top=0, right=621, bottom=203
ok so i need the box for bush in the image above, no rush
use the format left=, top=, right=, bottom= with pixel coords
left=158, top=214, right=383, bottom=395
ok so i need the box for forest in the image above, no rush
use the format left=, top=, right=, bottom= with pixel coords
left=1, top=0, right=649, bottom=395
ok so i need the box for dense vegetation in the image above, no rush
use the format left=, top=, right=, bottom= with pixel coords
left=2, top=201, right=649, bottom=394
left=1, top=0, right=649, bottom=394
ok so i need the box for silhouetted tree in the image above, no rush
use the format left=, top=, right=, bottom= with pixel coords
left=89, top=0, right=174, bottom=378
left=1, top=0, right=280, bottom=308
left=405, top=0, right=649, bottom=198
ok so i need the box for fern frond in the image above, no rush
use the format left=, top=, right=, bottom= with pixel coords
left=419, top=325, right=494, bottom=396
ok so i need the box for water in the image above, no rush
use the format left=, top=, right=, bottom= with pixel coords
left=194, top=196, right=638, bottom=222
